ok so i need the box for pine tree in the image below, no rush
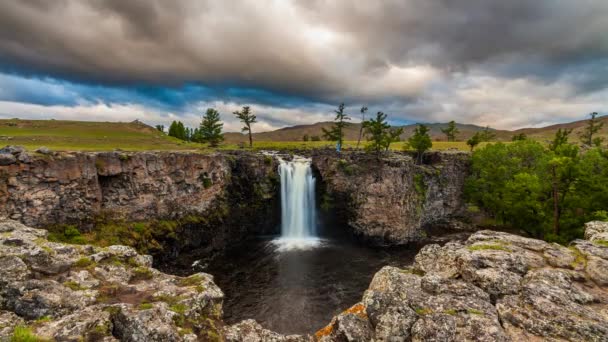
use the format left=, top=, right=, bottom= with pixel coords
left=408, top=124, right=432, bottom=164
left=234, top=106, right=256, bottom=148
left=467, top=132, right=482, bottom=151
left=579, top=112, right=604, bottom=146
left=176, top=122, right=186, bottom=140
left=440, top=121, right=459, bottom=141
left=550, top=128, right=573, bottom=151
left=322, top=103, right=350, bottom=151
left=200, top=108, right=224, bottom=147
left=364, top=111, right=390, bottom=156
left=168, top=121, right=176, bottom=137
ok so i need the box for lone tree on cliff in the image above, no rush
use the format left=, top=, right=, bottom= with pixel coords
left=579, top=112, right=604, bottom=146
left=356, top=106, right=368, bottom=150
left=322, top=103, right=350, bottom=151
left=440, top=120, right=459, bottom=141
left=234, top=106, right=257, bottom=148
left=364, top=111, right=390, bottom=156
left=408, top=124, right=432, bottom=164
left=199, top=108, right=224, bottom=147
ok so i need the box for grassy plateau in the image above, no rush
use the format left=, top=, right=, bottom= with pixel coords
left=0, top=118, right=492, bottom=152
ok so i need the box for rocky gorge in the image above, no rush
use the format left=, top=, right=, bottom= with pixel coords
left=0, top=147, right=469, bottom=258
left=1, top=219, right=607, bottom=341
left=3, top=146, right=607, bottom=341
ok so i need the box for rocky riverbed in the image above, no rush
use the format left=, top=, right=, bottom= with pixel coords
left=2, top=219, right=607, bottom=341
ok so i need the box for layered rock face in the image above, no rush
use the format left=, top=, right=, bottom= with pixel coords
left=312, top=151, right=470, bottom=245
left=1, top=149, right=239, bottom=226
left=2, top=219, right=607, bottom=341
left=0, top=149, right=280, bottom=258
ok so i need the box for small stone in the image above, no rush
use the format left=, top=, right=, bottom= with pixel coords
left=0, top=153, right=16, bottom=165
left=36, top=146, right=52, bottom=155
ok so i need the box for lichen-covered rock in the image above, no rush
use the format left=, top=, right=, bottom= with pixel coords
left=3, top=215, right=608, bottom=341
left=584, top=221, right=608, bottom=241
left=312, top=151, right=470, bottom=245
left=0, top=310, right=24, bottom=337
left=312, top=226, right=608, bottom=341
left=224, top=319, right=310, bottom=342
left=0, top=219, right=226, bottom=341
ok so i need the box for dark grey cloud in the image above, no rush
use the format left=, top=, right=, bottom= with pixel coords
left=0, top=0, right=607, bottom=130
left=1, top=1, right=606, bottom=100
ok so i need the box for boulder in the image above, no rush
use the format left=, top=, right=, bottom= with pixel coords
left=0, top=153, right=16, bottom=166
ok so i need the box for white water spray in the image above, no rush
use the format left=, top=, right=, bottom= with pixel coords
left=273, top=156, right=320, bottom=251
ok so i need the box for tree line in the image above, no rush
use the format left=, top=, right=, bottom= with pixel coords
left=157, top=106, right=257, bottom=147
left=466, top=113, right=606, bottom=243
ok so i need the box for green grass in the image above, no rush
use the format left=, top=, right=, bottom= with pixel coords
left=138, top=302, right=154, bottom=310
left=467, top=308, right=484, bottom=316
left=178, top=274, right=204, bottom=287
left=0, top=119, right=204, bottom=152
left=0, top=118, right=503, bottom=152
left=415, top=307, right=433, bottom=315
left=467, top=243, right=511, bottom=252
left=10, top=326, right=45, bottom=342
left=63, top=281, right=85, bottom=291
left=219, top=140, right=489, bottom=152
left=73, top=257, right=95, bottom=268
left=593, top=240, right=608, bottom=247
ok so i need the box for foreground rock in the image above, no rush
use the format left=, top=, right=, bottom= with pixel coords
left=2, top=218, right=607, bottom=341
left=315, top=221, right=608, bottom=341
left=0, top=220, right=224, bottom=341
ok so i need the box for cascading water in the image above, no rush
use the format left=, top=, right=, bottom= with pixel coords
left=274, top=156, right=320, bottom=250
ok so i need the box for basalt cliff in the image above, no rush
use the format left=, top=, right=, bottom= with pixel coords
left=313, top=151, right=470, bottom=245
left=0, top=148, right=469, bottom=256
left=1, top=219, right=607, bottom=341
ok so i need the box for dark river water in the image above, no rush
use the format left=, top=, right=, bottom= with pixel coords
left=204, top=229, right=422, bottom=335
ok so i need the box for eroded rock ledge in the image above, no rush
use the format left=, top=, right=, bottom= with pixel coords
left=312, top=151, right=470, bottom=245
left=2, top=219, right=607, bottom=341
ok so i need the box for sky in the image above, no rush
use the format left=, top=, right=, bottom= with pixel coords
left=0, top=0, right=607, bottom=132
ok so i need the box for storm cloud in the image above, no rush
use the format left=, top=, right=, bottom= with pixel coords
left=0, top=0, right=606, bottom=129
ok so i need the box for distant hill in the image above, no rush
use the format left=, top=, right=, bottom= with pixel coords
left=224, top=121, right=505, bottom=142
left=0, top=118, right=200, bottom=151
left=225, top=116, right=608, bottom=143
left=2, top=115, right=606, bottom=152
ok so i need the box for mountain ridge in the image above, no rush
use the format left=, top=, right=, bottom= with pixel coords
left=224, top=115, right=608, bottom=142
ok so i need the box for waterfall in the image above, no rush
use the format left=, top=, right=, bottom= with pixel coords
left=274, top=156, right=320, bottom=250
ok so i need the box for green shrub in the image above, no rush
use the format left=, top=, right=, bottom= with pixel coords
left=138, top=303, right=154, bottom=310
left=178, top=274, right=204, bottom=287
left=593, top=240, right=608, bottom=247
left=130, top=267, right=154, bottom=281
left=263, top=155, right=273, bottom=165
left=48, top=225, right=86, bottom=245
left=73, top=257, right=94, bottom=268
left=132, top=223, right=147, bottom=234
left=63, top=281, right=85, bottom=291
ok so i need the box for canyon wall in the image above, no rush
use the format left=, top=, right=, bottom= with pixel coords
left=0, top=148, right=280, bottom=258
left=312, top=151, right=470, bottom=245
left=0, top=147, right=471, bottom=253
